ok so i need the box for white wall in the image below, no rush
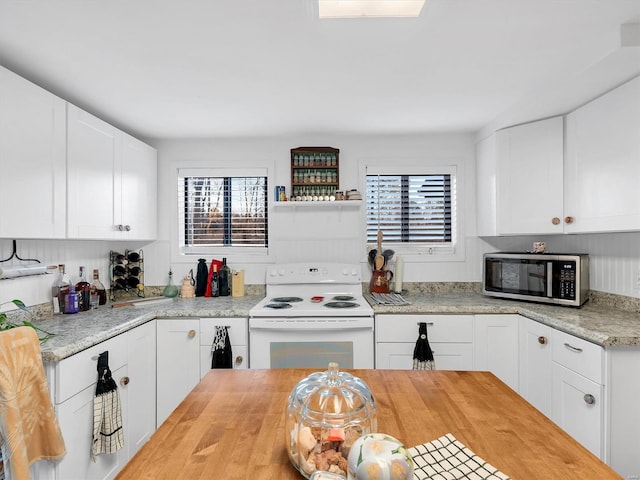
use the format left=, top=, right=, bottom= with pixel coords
left=148, top=132, right=480, bottom=287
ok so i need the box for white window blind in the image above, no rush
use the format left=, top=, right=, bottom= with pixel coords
left=365, top=174, right=452, bottom=244
left=179, top=174, right=268, bottom=249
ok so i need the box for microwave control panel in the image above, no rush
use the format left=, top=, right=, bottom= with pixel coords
left=558, top=262, right=576, bottom=299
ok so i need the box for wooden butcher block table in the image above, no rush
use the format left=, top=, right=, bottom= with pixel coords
left=116, top=369, right=621, bottom=480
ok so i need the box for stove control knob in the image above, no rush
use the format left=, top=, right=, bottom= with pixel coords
left=342, top=268, right=349, bottom=276
left=278, top=268, right=285, bottom=276
left=351, top=268, right=358, bottom=276
left=269, top=269, right=277, bottom=277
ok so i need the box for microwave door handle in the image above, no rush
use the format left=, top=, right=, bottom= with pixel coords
left=547, top=262, right=553, bottom=297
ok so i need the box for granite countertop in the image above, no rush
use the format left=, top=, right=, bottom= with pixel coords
left=36, top=296, right=262, bottom=362
left=367, top=292, right=640, bottom=347
left=33, top=291, right=640, bottom=363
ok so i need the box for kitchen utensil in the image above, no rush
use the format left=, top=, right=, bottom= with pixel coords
left=382, top=249, right=394, bottom=268
left=375, top=230, right=384, bottom=270
left=368, top=248, right=377, bottom=268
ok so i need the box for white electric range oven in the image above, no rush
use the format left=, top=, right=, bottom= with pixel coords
left=249, top=263, right=374, bottom=369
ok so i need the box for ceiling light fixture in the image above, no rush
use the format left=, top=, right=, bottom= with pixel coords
left=318, top=0, right=426, bottom=19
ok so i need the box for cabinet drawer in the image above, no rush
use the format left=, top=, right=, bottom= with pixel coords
left=376, top=315, right=473, bottom=343
left=200, top=317, right=248, bottom=347
left=552, top=329, right=603, bottom=384
left=376, top=342, right=473, bottom=371
left=55, top=332, right=128, bottom=404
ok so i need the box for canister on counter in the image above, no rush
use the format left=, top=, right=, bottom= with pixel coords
left=232, top=270, right=245, bottom=297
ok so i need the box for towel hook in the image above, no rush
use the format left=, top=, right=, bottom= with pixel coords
left=0, top=239, right=41, bottom=264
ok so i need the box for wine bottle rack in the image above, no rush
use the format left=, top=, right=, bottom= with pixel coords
left=109, top=249, right=145, bottom=301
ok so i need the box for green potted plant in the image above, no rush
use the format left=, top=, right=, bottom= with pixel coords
left=0, top=299, right=55, bottom=343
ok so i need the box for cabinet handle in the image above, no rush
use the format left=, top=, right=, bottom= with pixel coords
left=125, top=225, right=131, bottom=231
left=117, top=224, right=124, bottom=231
left=583, top=394, right=595, bottom=405
left=415, top=322, right=435, bottom=326
left=120, top=376, right=130, bottom=386
left=563, top=342, right=583, bottom=353
left=235, top=355, right=243, bottom=366
left=551, top=217, right=560, bottom=225
left=188, top=329, right=196, bottom=338
left=564, top=216, right=574, bottom=224
left=538, top=336, right=547, bottom=345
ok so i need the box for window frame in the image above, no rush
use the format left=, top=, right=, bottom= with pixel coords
left=174, top=166, right=272, bottom=261
left=362, top=163, right=463, bottom=261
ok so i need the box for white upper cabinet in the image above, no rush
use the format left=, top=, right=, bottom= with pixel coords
left=495, top=116, right=565, bottom=235
left=475, top=133, right=497, bottom=236
left=119, top=134, right=157, bottom=241
left=0, top=66, right=66, bottom=238
left=67, top=104, right=157, bottom=240
left=67, top=104, right=120, bottom=239
left=565, top=75, right=640, bottom=233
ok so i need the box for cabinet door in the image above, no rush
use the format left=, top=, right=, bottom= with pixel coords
left=495, top=116, right=564, bottom=235
left=118, top=134, right=157, bottom=240
left=55, top=364, right=128, bottom=480
left=475, top=133, right=497, bottom=236
left=156, top=319, right=200, bottom=427
left=0, top=66, right=66, bottom=238
left=565, top=75, right=640, bottom=233
left=552, top=363, right=603, bottom=459
left=518, top=317, right=553, bottom=418
left=67, top=103, right=120, bottom=239
left=376, top=343, right=473, bottom=371
left=474, top=315, right=519, bottom=392
left=126, top=321, right=156, bottom=458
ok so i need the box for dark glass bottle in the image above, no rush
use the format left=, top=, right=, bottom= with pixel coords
left=219, top=257, right=231, bottom=296
left=91, top=269, right=107, bottom=306
left=52, top=263, right=69, bottom=314
left=75, top=266, right=91, bottom=311
left=211, top=264, right=219, bottom=297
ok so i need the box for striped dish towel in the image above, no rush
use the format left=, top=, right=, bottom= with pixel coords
left=409, top=433, right=510, bottom=479
left=91, top=351, right=124, bottom=461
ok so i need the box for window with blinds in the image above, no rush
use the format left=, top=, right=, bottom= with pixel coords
left=179, top=174, right=268, bottom=250
left=365, top=174, right=452, bottom=244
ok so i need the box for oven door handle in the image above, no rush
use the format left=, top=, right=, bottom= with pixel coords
left=249, top=319, right=373, bottom=331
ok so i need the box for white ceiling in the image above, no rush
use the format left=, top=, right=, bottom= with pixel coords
left=1, top=0, right=639, bottom=141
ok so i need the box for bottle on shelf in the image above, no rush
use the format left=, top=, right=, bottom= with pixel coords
left=90, top=269, right=107, bottom=307
left=75, top=266, right=91, bottom=312
left=211, top=263, right=219, bottom=297
left=64, top=285, right=80, bottom=314
left=51, top=264, right=70, bottom=314
left=219, top=258, right=231, bottom=296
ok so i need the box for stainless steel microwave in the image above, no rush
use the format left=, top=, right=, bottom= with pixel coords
left=482, top=252, right=590, bottom=307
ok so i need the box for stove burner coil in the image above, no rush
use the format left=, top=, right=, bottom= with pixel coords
left=271, top=297, right=303, bottom=303
left=324, top=301, right=360, bottom=309
left=332, top=295, right=356, bottom=301
left=265, top=303, right=293, bottom=309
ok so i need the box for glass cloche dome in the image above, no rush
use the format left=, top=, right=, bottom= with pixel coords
left=285, top=363, right=378, bottom=478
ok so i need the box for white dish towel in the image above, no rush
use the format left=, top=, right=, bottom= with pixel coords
left=409, top=433, right=510, bottom=480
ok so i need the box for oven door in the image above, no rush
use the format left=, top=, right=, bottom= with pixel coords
left=249, top=317, right=374, bottom=369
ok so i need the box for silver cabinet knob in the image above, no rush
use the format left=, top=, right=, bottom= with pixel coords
left=117, top=224, right=124, bottom=231
left=125, top=225, right=131, bottom=231
left=584, top=394, right=595, bottom=405
left=120, top=376, right=130, bottom=386
left=235, top=355, right=243, bottom=366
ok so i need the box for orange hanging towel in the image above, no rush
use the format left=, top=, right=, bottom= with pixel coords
left=0, top=326, right=66, bottom=480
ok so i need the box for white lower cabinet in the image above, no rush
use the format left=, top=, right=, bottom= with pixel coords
left=552, top=362, right=603, bottom=457
left=50, top=321, right=155, bottom=480
left=375, top=314, right=474, bottom=370
left=155, top=317, right=250, bottom=428
left=518, top=316, right=554, bottom=418
left=199, top=317, right=248, bottom=378
left=474, top=314, right=519, bottom=392
left=155, top=318, right=200, bottom=427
